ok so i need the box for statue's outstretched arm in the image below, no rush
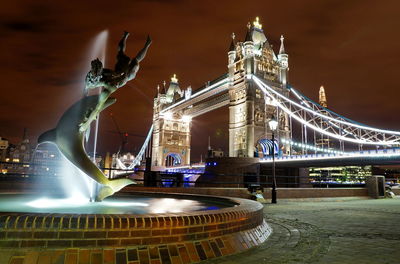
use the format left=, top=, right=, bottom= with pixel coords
left=135, top=35, right=152, bottom=63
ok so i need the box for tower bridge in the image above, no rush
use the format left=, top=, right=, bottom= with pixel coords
left=151, top=18, right=291, bottom=167
left=118, top=17, right=400, bottom=172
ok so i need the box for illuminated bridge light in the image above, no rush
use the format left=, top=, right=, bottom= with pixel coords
left=281, top=138, right=344, bottom=155
left=260, top=148, right=400, bottom=163
left=252, top=75, right=400, bottom=146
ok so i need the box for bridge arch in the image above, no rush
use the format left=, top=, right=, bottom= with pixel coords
left=255, top=138, right=278, bottom=158
left=165, top=152, right=182, bottom=167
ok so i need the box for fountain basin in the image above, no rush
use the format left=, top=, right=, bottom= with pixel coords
left=0, top=192, right=271, bottom=263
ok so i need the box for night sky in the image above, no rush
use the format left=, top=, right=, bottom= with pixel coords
left=1, top=0, right=400, bottom=161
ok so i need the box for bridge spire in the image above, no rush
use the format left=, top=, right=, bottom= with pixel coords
left=279, top=35, right=285, bottom=54
left=277, top=34, right=289, bottom=86
left=245, top=22, right=252, bottom=42
left=229, top=32, right=236, bottom=52
left=171, top=74, right=178, bottom=84
left=253, top=16, right=262, bottom=29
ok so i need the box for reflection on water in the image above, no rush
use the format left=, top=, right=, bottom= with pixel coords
left=149, top=198, right=201, bottom=214
left=0, top=194, right=229, bottom=215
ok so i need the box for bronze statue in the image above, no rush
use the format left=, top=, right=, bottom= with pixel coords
left=85, top=32, right=151, bottom=91
left=39, top=32, right=151, bottom=201
left=81, top=32, right=151, bottom=132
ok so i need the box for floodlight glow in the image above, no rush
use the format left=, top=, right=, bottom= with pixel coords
left=149, top=198, right=199, bottom=214
left=163, top=112, right=173, bottom=120
left=27, top=193, right=89, bottom=208
left=182, top=115, right=192, bottom=122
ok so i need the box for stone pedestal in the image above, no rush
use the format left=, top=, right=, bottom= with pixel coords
left=366, top=175, right=385, bottom=198
left=197, top=157, right=260, bottom=187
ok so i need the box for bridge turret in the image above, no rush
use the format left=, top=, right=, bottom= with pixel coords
left=228, top=33, right=237, bottom=81
left=250, top=17, right=267, bottom=48
left=278, top=35, right=289, bottom=86
left=152, top=74, right=192, bottom=168
left=165, top=74, right=183, bottom=104
left=243, top=22, right=254, bottom=57
left=228, top=33, right=236, bottom=64
left=243, top=22, right=255, bottom=76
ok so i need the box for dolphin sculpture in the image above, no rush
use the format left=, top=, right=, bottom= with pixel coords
left=38, top=32, right=151, bottom=201
left=38, top=95, right=133, bottom=201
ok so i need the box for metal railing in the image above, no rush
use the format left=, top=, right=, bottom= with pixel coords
left=1, top=161, right=397, bottom=189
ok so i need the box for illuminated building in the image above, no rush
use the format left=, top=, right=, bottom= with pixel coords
left=228, top=19, right=291, bottom=158
left=31, top=143, right=63, bottom=177
left=104, top=152, right=135, bottom=178
left=0, top=137, right=9, bottom=162
left=316, top=86, right=333, bottom=150
left=5, top=138, right=32, bottom=176
left=151, top=18, right=292, bottom=167
left=309, top=166, right=371, bottom=186
left=152, top=75, right=192, bottom=167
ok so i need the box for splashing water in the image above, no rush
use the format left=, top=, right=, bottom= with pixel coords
left=85, top=30, right=109, bottom=201
left=32, top=30, right=110, bottom=205
left=88, top=30, right=108, bottom=69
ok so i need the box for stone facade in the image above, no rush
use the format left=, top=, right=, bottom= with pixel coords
left=228, top=19, right=291, bottom=158
left=152, top=76, right=192, bottom=167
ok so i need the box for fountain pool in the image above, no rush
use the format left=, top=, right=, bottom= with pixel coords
left=0, top=192, right=271, bottom=264
left=0, top=193, right=236, bottom=214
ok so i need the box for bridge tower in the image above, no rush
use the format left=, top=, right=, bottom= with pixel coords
left=228, top=18, right=291, bottom=158
left=151, top=75, right=192, bottom=167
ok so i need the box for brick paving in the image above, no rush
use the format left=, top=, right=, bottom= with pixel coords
left=2, top=197, right=400, bottom=263
left=204, top=197, right=400, bottom=263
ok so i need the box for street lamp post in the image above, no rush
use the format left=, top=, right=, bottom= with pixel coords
left=269, top=116, right=278, bottom=204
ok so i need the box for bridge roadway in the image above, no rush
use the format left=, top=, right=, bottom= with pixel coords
left=164, top=148, right=400, bottom=173
left=260, top=148, right=400, bottom=167
left=160, top=74, right=230, bottom=116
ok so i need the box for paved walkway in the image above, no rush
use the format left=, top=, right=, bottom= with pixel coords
left=204, top=197, right=400, bottom=264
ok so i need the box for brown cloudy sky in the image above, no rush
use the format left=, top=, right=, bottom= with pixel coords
left=1, top=0, right=399, bottom=161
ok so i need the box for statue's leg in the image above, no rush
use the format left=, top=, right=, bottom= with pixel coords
left=118, top=31, right=129, bottom=53
left=115, top=32, right=131, bottom=73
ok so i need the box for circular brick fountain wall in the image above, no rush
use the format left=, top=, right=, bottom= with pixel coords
left=0, top=195, right=271, bottom=264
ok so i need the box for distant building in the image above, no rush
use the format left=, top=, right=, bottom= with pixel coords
left=206, top=137, right=225, bottom=158
left=2, top=137, right=65, bottom=178
left=207, top=149, right=224, bottom=158
left=316, top=86, right=333, bottom=150
left=0, top=137, right=9, bottom=162
left=0, top=137, right=10, bottom=174
left=5, top=138, right=32, bottom=176
left=309, top=166, right=371, bottom=186
left=31, top=143, right=63, bottom=177
left=104, top=152, right=135, bottom=178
